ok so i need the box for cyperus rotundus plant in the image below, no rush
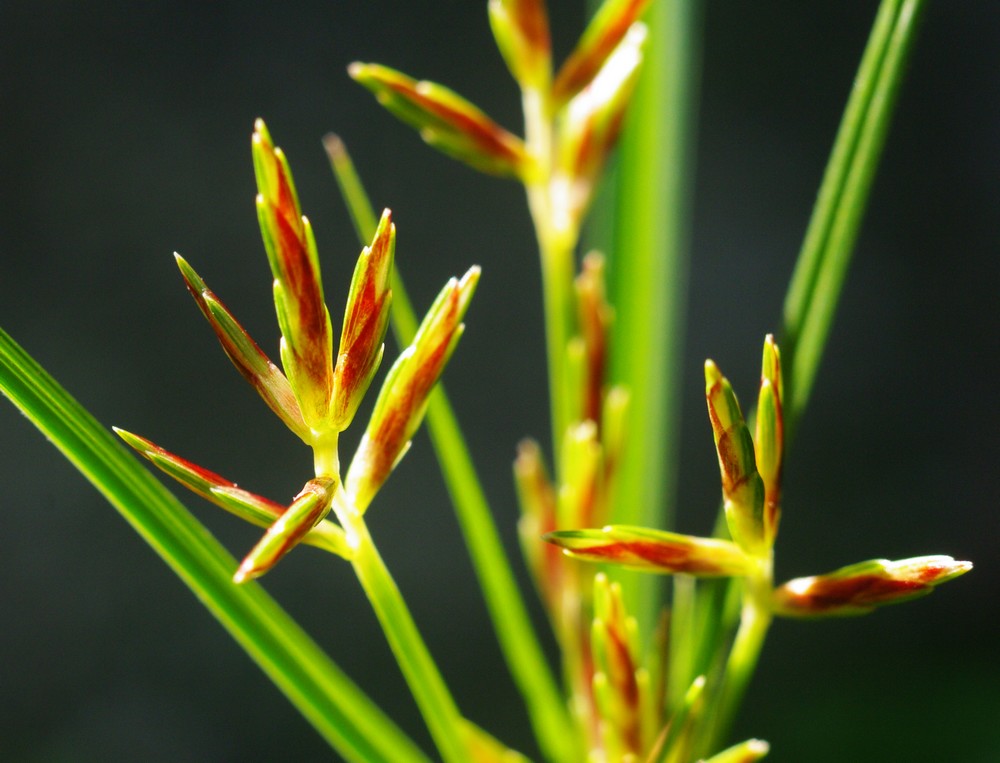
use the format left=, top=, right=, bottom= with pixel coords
left=0, top=0, right=973, bottom=761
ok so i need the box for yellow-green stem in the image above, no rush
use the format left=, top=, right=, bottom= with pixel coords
left=522, top=85, right=578, bottom=455
left=332, top=488, right=468, bottom=763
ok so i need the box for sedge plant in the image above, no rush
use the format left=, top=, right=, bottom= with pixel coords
left=0, top=1, right=971, bottom=761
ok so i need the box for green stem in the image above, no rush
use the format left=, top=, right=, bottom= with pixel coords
left=702, top=563, right=773, bottom=756
left=782, top=0, right=926, bottom=438
left=0, top=327, right=428, bottom=763
left=327, top=137, right=576, bottom=763
left=523, top=85, right=577, bottom=455
left=333, top=489, right=468, bottom=763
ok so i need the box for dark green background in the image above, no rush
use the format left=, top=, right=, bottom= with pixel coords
left=1, top=2, right=997, bottom=761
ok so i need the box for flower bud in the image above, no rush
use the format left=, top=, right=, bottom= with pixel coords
left=330, top=209, right=395, bottom=430
left=544, top=525, right=754, bottom=578
left=349, top=63, right=531, bottom=179
left=705, top=360, right=767, bottom=557
left=345, top=267, right=480, bottom=512
left=252, top=119, right=335, bottom=430
left=772, top=555, right=973, bottom=617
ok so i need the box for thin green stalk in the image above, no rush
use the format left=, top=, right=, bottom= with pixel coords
left=0, top=327, right=428, bottom=763
left=692, top=3, right=927, bottom=746
left=522, top=85, right=577, bottom=455
left=782, top=0, right=926, bottom=437
left=607, top=0, right=701, bottom=634
left=333, top=490, right=468, bottom=763
left=700, top=566, right=772, bottom=757
left=326, top=136, right=576, bottom=763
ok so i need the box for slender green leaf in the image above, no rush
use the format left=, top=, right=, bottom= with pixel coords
left=782, top=0, right=927, bottom=437
left=0, top=327, right=428, bottom=763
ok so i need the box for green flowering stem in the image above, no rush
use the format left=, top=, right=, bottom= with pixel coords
left=326, top=134, right=576, bottom=763
left=782, top=0, right=926, bottom=437
left=331, top=487, right=469, bottom=763
left=702, top=559, right=773, bottom=757
left=0, top=328, right=427, bottom=763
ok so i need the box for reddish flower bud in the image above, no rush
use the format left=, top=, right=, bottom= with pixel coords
left=330, top=209, right=395, bottom=431
left=544, top=525, right=754, bottom=578
left=345, top=267, right=480, bottom=512
left=349, top=63, right=531, bottom=179
left=252, top=119, right=335, bottom=431
left=772, top=556, right=973, bottom=618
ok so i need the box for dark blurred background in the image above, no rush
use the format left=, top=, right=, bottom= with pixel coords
left=1, top=2, right=997, bottom=761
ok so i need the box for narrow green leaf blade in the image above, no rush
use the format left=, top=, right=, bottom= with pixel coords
left=0, top=326, right=428, bottom=763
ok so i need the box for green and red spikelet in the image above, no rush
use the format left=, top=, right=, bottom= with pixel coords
left=173, top=253, right=309, bottom=441
left=345, top=267, right=480, bottom=513
left=488, top=0, right=552, bottom=91
left=331, top=209, right=395, bottom=431
left=545, top=525, right=754, bottom=578
left=253, top=119, right=336, bottom=433
left=772, top=555, right=972, bottom=617
left=555, top=20, right=647, bottom=228
left=235, top=477, right=338, bottom=582
left=114, top=429, right=349, bottom=559
left=348, top=63, right=531, bottom=180
left=551, top=0, right=652, bottom=106
left=705, top=359, right=768, bottom=558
